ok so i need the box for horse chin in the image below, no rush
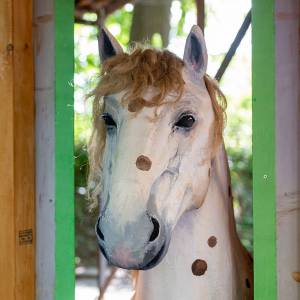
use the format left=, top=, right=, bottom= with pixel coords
left=99, top=239, right=170, bottom=271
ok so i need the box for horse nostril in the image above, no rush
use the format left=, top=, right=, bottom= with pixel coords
left=149, top=217, right=160, bottom=242
left=97, top=226, right=105, bottom=241
left=96, top=219, right=105, bottom=241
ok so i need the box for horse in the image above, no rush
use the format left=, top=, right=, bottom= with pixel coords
left=88, top=25, right=253, bottom=300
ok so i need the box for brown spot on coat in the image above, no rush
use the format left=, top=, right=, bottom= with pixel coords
left=191, top=259, right=207, bottom=276
left=136, top=155, right=152, bottom=171
left=292, top=272, right=300, bottom=283
left=207, top=236, right=217, bottom=248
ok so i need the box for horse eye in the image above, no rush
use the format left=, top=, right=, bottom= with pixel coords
left=174, top=114, right=195, bottom=129
left=101, top=113, right=117, bottom=128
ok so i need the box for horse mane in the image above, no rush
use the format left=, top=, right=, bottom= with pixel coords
left=87, top=46, right=226, bottom=207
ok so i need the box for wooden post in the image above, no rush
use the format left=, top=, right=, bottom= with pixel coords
left=34, top=0, right=75, bottom=300
left=195, top=0, right=205, bottom=32
left=252, top=1, right=277, bottom=298
left=0, top=0, right=35, bottom=299
left=35, top=0, right=74, bottom=299
left=253, top=0, right=300, bottom=298
left=275, top=0, right=300, bottom=298
left=54, top=1, right=75, bottom=299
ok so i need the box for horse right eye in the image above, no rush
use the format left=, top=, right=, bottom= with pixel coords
left=174, top=114, right=195, bottom=129
left=101, top=113, right=117, bottom=128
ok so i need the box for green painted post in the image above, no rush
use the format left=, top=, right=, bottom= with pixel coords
left=54, top=0, right=75, bottom=299
left=252, top=1, right=277, bottom=299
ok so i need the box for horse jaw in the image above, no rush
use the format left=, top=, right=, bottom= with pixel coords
left=133, top=144, right=253, bottom=300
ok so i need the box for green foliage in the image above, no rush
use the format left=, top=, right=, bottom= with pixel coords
left=75, top=113, right=92, bottom=145
left=151, top=33, right=163, bottom=48
left=177, top=0, right=196, bottom=36
left=75, top=24, right=99, bottom=74
left=225, top=96, right=252, bottom=252
left=74, top=143, right=99, bottom=267
left=106, top=6, right=133, bottom=46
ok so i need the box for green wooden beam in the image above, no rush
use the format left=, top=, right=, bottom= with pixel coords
left=252, top=0, right=277, bottom=299
left=54, top=0, right=75, bottom=299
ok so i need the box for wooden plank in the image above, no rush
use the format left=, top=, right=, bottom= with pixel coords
left=275, top=0, right=300, bottom=298
left=252, top=0, right=277, bottom=299
left=0, top=0, right=15, bottom=299
left=13, top=1, right=35, bottom=299
left=0, top=0, right=35, bottom=299
left=54, top=0, right=75, bottom=299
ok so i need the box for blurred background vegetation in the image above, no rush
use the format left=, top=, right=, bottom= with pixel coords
left=74, top=0, right=252, bottom=271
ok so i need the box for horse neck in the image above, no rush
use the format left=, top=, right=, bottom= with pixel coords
left=134, top=143, right=253, bottom=300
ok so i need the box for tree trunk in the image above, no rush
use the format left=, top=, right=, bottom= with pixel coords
left=130, top=0, right=173, bottom=47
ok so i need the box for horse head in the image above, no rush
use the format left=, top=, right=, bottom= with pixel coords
left=89, top=26, right=226, bottom=270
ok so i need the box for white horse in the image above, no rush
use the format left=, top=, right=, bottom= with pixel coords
left=88, top=25, right=253, bottom=300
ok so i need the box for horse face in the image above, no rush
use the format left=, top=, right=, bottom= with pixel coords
left=95, top=26, right=214, bottom=270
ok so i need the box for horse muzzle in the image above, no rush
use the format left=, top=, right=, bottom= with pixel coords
left=95, top=213, right=169, bottom=270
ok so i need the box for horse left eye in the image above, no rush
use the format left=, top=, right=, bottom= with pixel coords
left=174, top=115, right=195, bottom=128
left=101, top=113, right=117, bottom=128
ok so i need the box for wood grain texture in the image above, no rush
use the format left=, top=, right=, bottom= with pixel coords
left=0, top=0, right=15, bottom=299
left=275, top=0, right=300, bottom=298
left=14, top=0, right=35, bottom=299
left=0, top=0, right=35, bottom=299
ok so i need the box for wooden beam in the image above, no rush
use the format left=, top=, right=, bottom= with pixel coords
left=214, top=10, right=251, bottom=82
left=0, top=0, right=35, bottom=299
left=14, top=1, right=35, bottom=299
left=75, top=16, right=97, bottom=26
left=275, top=1, right=300, bottom=298
left=252, top=0, right=277, bottom=298
left=104, top=0, right=134, bottom=15
left=75, top=0, right=134, bottom=25
left=54, top=1, right=75, bottom=299
left=195, top=0, right=205, bottom=32
left=0, top=0, right=15, bottom=297
left=34, top=1, right=56, bottom=298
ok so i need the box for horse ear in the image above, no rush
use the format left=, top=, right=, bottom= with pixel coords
left=98, top=27, right=123, bottom=62
left=183, top=25, right=208, bottom=77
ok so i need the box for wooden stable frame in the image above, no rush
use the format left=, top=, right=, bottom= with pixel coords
left=0, top=0, right=75, bottom=299
left=0, top=0, right=299, bottom=299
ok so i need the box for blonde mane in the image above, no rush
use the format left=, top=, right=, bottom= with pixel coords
left=88, top=46, right=226, bottom=206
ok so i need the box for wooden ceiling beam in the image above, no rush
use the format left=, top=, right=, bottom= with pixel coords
left=75, top=0, right=134, bottom=24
